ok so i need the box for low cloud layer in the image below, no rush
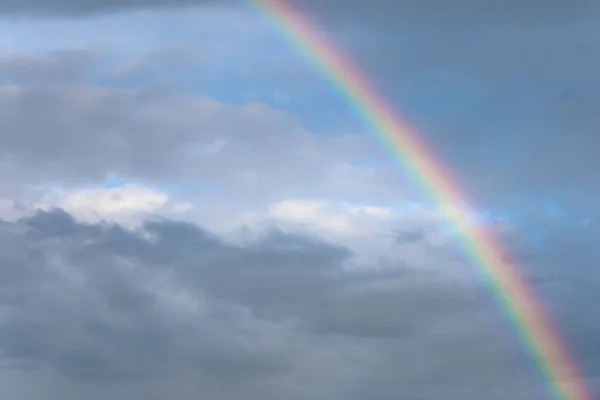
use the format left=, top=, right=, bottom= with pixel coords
left=4, top=209, right=595, bottom=399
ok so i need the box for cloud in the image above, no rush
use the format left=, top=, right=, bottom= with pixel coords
left=0, top=0, right=220, bottom=17
left=1, top=12, right=598, bottom=215
left=1, top=209, right=592, bottom=399
left=0, top=210, right=321, bottom=385
left=0, top=50, right=392, bottom=204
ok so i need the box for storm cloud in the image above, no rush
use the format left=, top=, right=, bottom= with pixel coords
left=2, top=209, right=589, bottom=399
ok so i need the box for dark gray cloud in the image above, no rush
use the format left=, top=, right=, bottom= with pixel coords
left=519, top=219, right=600, bottom=379
left=310, top=0, right=599, bottom=30
left=1, top=209, right=596, bottom=398
left=0, top=0, right=596, bottom=24
left=0, top=0, right=219, bottom=17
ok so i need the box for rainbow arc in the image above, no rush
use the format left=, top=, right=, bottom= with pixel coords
left=245, top=1, right=593, bottom=399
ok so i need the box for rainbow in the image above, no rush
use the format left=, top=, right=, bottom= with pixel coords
left=244, top=0, right=592, bottom=399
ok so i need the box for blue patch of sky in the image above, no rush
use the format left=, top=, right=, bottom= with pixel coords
left=472, top=195, right=575, bottom=251
left=88, top=48, right=367, bottom=137
left=92, top=72, right=363, bottom=136
left=536, top=196, right=566, bottom=217
left=104, top=177, right=127, bottom=189
left=513, top=196, right=568, bottom=220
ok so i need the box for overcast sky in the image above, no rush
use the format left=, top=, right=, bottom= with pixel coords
left=0, top=1, right=599, bottom=399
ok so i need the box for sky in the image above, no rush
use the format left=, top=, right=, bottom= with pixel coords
left=0, top=0, right=599, bottom=399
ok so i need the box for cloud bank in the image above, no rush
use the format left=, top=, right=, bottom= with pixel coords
left=0, top=209, right=562, bottom=399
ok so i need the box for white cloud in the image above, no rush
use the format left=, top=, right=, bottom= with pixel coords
left=196, top=198, right=494, bottom=277
left=266, top=199, right=392, bottom=236
left=0, top=184, right=192, bottom=227
left=53, top=184, right=168, bottom=215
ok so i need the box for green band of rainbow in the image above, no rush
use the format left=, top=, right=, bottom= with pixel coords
left=245, top=1, right=593, bottom=399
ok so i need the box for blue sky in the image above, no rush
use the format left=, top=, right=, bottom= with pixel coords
left=0, top=1, right=598, bottom=399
